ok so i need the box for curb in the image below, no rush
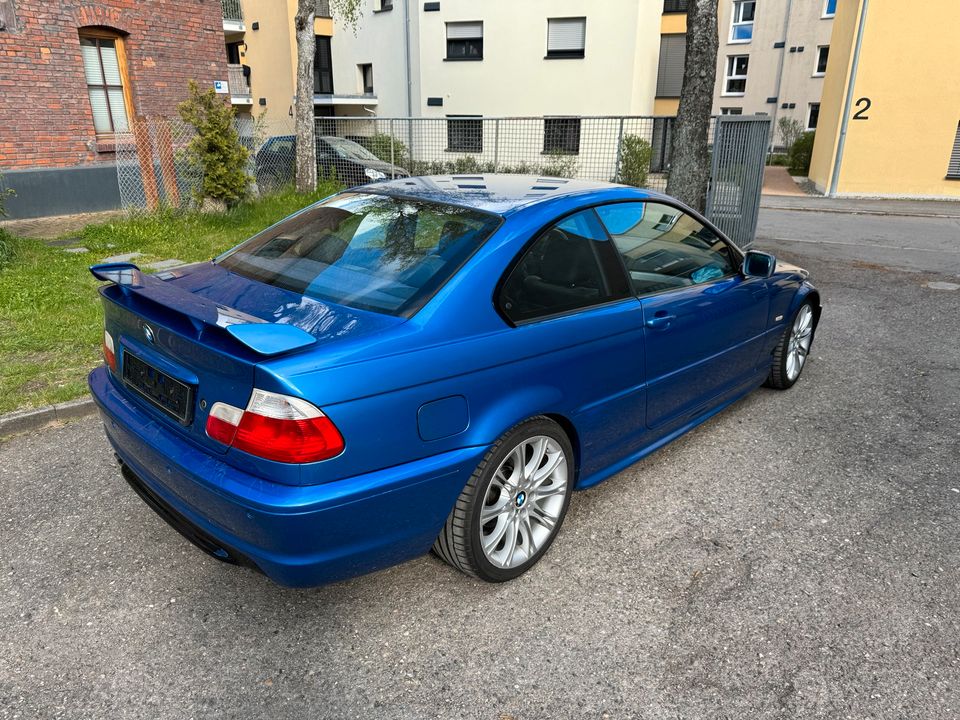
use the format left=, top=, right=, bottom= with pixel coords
left=0, top=397, right=97, bottom=438
left=760, top=204, right=960, bottom=220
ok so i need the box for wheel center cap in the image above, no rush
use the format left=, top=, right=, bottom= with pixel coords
left=515, top=491, right=527, bottom=508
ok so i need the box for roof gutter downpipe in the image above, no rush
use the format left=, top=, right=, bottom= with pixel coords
left=829, top=0, right=869, bottom=197
left=403, top=0, right=413, bottom=117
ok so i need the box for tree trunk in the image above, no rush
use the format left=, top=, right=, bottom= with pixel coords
left=294, top=0, right=317, bottom=193
left=665, top=0, right=718, bottom=213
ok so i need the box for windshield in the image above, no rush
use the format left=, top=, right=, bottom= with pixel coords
left=322, top=136, right=381, bottom=163
left=217, top=193, right=502, bottom=316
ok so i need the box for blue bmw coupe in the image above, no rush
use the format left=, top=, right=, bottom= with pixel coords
left=89, top=175, right=821, bottom=587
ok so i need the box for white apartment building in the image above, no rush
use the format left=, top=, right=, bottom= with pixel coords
left=713, top=0, right=835, bottom=139
left=329, top=0, right=664, bottom=120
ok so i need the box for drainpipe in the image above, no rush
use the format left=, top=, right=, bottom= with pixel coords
left=829, top=0, right=869, bottom=197
left=768, top=0, right=793, bottom=151
left=403, top=0, right=413, bottom=117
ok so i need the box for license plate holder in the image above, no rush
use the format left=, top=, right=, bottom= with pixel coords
left=122, top=352, right=194, bottom=424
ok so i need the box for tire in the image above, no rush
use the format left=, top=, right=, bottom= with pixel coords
left=766, top=301, right=815, bottom=389
left=433, top=417, right=574, bottom=582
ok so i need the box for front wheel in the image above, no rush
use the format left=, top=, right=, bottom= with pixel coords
left=766, top=301, right=815, bottom=389
left=433, top=417, right=573, bottom=582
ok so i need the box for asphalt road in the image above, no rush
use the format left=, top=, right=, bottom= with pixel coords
left=2, top=208, right=959, bottom=719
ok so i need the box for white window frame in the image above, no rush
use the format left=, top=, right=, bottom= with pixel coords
left=813, top=45, right=830, bottom=77
left=807, top=103, right=820, bottom=131
left=729, top=0, right=755, bottom=44
left=723, top=55, right=749, bottom=97
left=822, top=0, right=836, bottom=18
left=813, top=45, right=829, bottom=77
left=546, top=17, right=586, bottom=58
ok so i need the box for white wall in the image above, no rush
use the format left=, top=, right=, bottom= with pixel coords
left=331, top=0, right=663, bottom=119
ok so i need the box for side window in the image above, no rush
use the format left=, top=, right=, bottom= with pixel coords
left=595, top=202, right=737, bottom=296
left=499, top=209, right=628, bottom=323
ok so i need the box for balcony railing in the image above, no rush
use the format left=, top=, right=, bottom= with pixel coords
left=316, top=0, right=331, bottom=18
left=663, top=0, right=689, bottom=12
left=222, top=0, right=243, bottom=25
left=227, top=64, right=252, bottom=103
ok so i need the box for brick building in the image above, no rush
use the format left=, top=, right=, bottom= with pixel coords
left=0, top=0, right=227, bottom=218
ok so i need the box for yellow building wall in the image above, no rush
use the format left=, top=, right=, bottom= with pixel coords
left=811, top=0, right=960, bottom=198
left=654, top=98, right=680, bottom=115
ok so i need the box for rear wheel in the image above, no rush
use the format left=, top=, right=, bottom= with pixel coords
left=766, top=302, right=815, bottom=389
left=433, top=417, right=573, bottom=582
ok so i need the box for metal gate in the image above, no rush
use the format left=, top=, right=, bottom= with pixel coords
left=705, top=116, right=771, bottom=249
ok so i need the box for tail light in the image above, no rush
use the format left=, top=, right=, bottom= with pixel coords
left=103, top=330, right=117, bottom=372
left=205, top=389, right=344, bottom=463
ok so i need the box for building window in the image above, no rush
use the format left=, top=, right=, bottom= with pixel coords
left=79, top=34, right=131, bottom=136
left=730, top=0, right=755, bottom=43
left=723, top=55, right=749, bottom=95
left=814, top=45, right=829, bottom=76
left=656, top=34, right=686, bottom=98
left=446, top=21, right=483, bottom=60
left=359, top=64, right=373, bottom=94
left=807, top=103, right=820, bottom=131
left=543, top=118, right=581, bottom=154
left=447, top=116, right=482, bottom=153
left=822, top=0, right=837, bottom=18
left=947, top=122, right=960, bottom=179
left=720, top=107, right=743, bottom=115
left=314, top=35, right=333, bottom=94
left=376, top=0, right=393, bottom=10
left=546, top=18, right=586, bottom=59
left=663, top=0, right=689, bottom=13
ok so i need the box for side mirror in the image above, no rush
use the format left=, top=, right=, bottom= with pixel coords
left=742, top=250, right=777, bottom=279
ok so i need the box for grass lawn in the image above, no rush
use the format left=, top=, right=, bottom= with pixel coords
left=0, top=183, right=340, bottom=415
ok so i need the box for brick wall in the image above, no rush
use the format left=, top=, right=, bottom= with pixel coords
left=0, top=0, right=227, bottom=169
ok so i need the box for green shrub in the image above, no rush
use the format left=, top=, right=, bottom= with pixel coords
left=365, top=133, right=408, bottom=167
left=788, top=131, right=816, bottom=176
left=540, top=150, right=578, bottom=179
left=0, top=172, right=14, bottom=219
left=766, top=153, right=789, bottom=167
left=618, top=135, right=652, bottom=188
left=777, top=117, right=804, bottom=153
left=178, top=81, right=251, bottom=206
left=0, top=228, right=17, bottom=269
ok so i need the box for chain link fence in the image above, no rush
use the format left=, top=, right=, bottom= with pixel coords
left=115, top=117, right=201, bottom=212
left=117, top=115, right=712, bottom=212
left=241, top=116, right=700, bottom=193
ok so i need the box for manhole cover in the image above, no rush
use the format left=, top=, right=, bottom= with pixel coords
left=926, top=281, right=960, bottom=291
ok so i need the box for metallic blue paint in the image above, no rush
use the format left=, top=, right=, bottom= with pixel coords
left=89, top=175, right=820, bottom=587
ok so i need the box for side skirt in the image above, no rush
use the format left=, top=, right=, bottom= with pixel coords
left=575, top=369, right=768, bottom=491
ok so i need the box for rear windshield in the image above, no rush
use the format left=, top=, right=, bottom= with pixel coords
left=217, top=192, right=501, bottom=316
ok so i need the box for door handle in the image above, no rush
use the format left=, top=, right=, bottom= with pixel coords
left=645, top=314, right=676, bottom=330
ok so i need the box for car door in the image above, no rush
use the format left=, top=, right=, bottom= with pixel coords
left=594, top=201, right=770, bottom=430
left=496, top=209, right=648, bottom=477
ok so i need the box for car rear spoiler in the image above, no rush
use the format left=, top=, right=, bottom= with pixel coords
left=90, top=263, right=317, bottom=356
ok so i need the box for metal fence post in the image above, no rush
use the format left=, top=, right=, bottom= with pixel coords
left=613, top=117, right=625, bottom=183
left=494, top=118, right=500, bottom=172
left=389, top=118, right=395, bottom=179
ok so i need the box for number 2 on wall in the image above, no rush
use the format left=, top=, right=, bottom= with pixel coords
left=853, top=97, right=871, bottom=120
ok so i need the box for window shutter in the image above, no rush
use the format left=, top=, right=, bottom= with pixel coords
left=80, top=41, right=102, bottom=85
left=656, top=34, right=686, bottom=97
left=446, top=21, right=482, bottom=39
left=86, top=89, right=113, bottom=134
left=547, top=18, right=585, bottom=52
left=948, top=122, right=960, bottom=179
left=98, top=42, right=123, bottom=85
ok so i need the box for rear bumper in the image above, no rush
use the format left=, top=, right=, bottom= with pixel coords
left=88, top=367, right=487, bottom=587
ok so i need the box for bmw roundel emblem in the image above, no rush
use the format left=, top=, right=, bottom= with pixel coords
left=143, top=324, right=155, bottom=344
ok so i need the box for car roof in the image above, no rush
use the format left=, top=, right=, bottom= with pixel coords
left=360, top=174, right=666, bottom=216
